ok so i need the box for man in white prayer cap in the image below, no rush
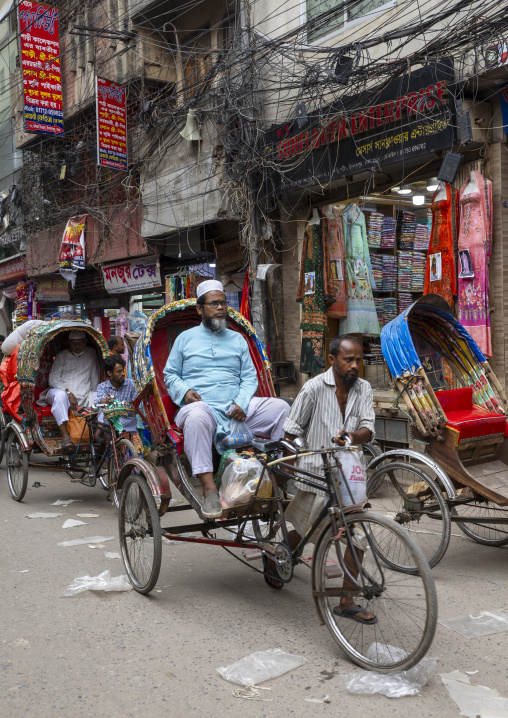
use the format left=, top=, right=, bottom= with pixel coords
left=164, top=280, right=290, bottom=519
left=45, top=330, right=100, bottom=452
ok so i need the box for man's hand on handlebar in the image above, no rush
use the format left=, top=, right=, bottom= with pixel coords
left=332, top=428, right=372, bottom=447
left=184, top=389, right=202, bottom=404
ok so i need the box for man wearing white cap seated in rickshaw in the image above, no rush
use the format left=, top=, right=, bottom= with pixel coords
left=45, top=330, right=100, bottom=453
left=164, top=280, right=290, bottom=519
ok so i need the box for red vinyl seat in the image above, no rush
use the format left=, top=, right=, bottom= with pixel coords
left=160, top=394, right=184, bottom=454
left=435, top=388, right=507, bottom=441
left=34, top=387, right=53, bottom=421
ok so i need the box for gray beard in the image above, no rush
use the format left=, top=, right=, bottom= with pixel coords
left=203, top=316, right=227, bottom=332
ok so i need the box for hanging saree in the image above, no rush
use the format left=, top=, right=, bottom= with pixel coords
left=339, top=203, right=380, bottom=337
left=457, top=171, right=492, bottom=357
left=296, top=219, right=335, bottom=374
left=423, top=184, right=459, bottom=307
left=322, top=204, right=347, bottom=319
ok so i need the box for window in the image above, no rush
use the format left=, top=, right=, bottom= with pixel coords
left=306, top=0, right=390, bottom=42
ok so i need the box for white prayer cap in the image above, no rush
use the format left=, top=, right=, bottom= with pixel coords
left=196, top=279, right=224, bottom=299
left=69, top=330, right=86, bottom=340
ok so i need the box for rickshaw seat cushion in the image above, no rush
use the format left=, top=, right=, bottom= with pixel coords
left=436, top=388, right=507, bottom=440
left=161, top=394, right=178, bottom=424
left=435, top=387, right=473, bottom=412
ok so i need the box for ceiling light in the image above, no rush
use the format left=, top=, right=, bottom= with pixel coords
left=209, top=260, right=216, bottom=268
left=426, top=177, right=439, bottom=191
left=413, top=194, right=425, bottom=205
left=397, top=185, right=411, bottom=195
left=392, top=186, right=400, bottom=192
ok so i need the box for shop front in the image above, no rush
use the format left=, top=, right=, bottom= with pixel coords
left=268, top=59, right=499, bottom=450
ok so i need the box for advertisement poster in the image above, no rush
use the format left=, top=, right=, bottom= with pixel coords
left=429, top=252, right=442, bottom=282
left=96, top=77, right=128, bottom=171
left=458, top=249, right=474, bottom=279
left=59, top=215, right=87, bottom=287
left=19, top=1, right=63, bottom=135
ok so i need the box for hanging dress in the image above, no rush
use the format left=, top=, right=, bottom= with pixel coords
left=457, top=171, right=492, bottom=357
left=423, top=184, right=459, bottom=308
left=296, top=218, right=334, bottom=374
left=322, top=205, right=347, bottom=318
left=339, top=203, right=380, bottom=336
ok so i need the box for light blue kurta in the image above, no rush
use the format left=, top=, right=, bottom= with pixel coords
left=163, top=323, right=258, bottom=451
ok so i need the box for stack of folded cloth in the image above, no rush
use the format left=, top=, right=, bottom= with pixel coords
left=374, top=297, right=385, bottom=326
left=381, top=217, right=396, bottom=248
left=366, top=212, right=384, bottom=249
left=370, top=253, right=383, bottom=288
left=398, top=251, right=413, bottom=292
left=14, top=281, right=29, bottom=328
left=382, top=254, right=397, bottom=291
left=383, top=297, right=398, bottom=324
left=398, top=292, right=413, bottom=313
left=414, top=221, right=430, bottom=251
left=397, top=211, right=416, bottom=250
left=363, top=341, right=384, bottom=364
left=411, top=251, right=426, bottom=291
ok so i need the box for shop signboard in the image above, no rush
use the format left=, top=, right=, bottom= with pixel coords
left=0, top=255, right=27, bottom=283
left=266, top=59, right=456, bottom=194
left=95, top=77, right=128, bottom=171
left=102, top=255, right=161, bottom=294
left=18, top=0, right=63, bottom=136
left=36, top=276, right=69, bottom=302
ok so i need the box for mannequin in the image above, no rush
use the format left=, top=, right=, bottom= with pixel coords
left=307, top=207, right=321, bottom=225
left=462, top=170, right=479, bottom=196
left=434, top=182, right=447, bottom=202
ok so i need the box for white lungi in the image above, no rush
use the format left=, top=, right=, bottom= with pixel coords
left=46, top=388, right=71, bottom=426
left=175, top=397, right=290, bottom=475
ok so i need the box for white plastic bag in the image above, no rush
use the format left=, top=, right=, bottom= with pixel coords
left=219, top=418, right=254, bottom=450
left=1, top=320, right=44, bottom=356
left=343, top=643, right=438, bottom=698
left=332, top=449, right=367, bottom=506
left=216, top=648, right=307, bottom=686
left=62, top=570, right=132, bottom=596
left=219, top=456, right=271, bottom=508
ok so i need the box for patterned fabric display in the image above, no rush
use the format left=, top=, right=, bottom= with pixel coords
left=296, top=219, right=335, bottom=374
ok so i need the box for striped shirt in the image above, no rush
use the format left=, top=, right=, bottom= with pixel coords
left=94, top=378, right=138, bottom=432
left=283, top=367, right=375, bottom=493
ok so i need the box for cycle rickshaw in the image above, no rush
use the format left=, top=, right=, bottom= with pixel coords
left=114, top=299, right=437, bottom=672
left=3, top=319, right=138, bottom=502
left=367, top=294, right=508, bottom=571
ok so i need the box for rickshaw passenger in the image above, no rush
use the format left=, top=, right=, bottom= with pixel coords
left=44, top=330, right=100, bottom=453
left=163, top=280, right=290, bottom=520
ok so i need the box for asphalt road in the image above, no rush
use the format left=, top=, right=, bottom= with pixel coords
left=2, top=464, right=508, bottom=717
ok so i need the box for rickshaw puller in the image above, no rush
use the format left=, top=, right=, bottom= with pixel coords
left=43, top=330, right=100, bottom=453
left=94, top=354, right=143, bottom=454
left=282, top=336, right=376, bottom=621
left=164, top=280, right=290, bottom=520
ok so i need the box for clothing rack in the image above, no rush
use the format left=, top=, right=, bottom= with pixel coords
left=165, top=263, right=214, bottom=303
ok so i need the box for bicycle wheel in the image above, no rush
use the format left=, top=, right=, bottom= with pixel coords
left=119, top=473, right=162, bottom=594
left=451, top=494, right=508, bottom=546
left=367, top=462, right=450, bottom=571
left=312, top=511, right=437, bottom=672
left=6, top=431, right=29, bottom=502
left=108, top=438, right=138, bottom=509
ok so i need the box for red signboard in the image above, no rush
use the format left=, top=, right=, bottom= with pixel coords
left=96, top=77, right=128, bottom=171
left=0, top=256, right=27, bottom=283
left=19, top=1, right=63, bottom=136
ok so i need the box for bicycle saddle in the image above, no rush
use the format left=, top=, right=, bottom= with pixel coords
left=250, top=438, right=280, bottom=452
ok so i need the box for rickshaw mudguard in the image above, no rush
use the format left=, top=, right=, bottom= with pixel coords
left=117, top=457, right=172, bottom=516
left=367, top=448, right=457, bottom=498
left=5, top=421, right=30, bottom=451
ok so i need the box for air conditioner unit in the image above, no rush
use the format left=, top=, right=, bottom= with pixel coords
left=458, top=99, right=491, bottom=145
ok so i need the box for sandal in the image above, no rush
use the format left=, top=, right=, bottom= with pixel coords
left=332, top=604, right=377, bottom=624
left=62, top=440, right=75, bottom=454
left=262, top=554, right=283, bottom=590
